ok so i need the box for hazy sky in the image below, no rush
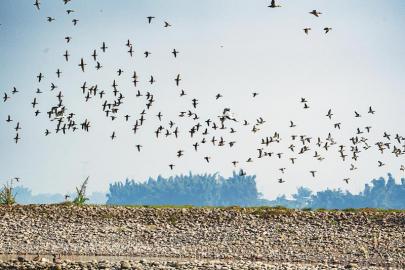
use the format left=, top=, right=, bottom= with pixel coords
left=0, top=0, right=405, bottom=199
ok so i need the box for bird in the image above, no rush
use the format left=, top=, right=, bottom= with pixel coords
left=78, top=58, right=86, bottom=72
left=63, top=50, right=69, bottom=62
left=147, top=16, right=155, bottom=24
left=65, top=36, right=72, bottom=43
left=368, top=106, right=375, bottom=114
left=14, top=133, right=20, bottom=143
left=303, top=28, right=311, bottom=34
left=3, top=93, right=9, bottom=102
left=135, top=145, right=142, bottom=152
left=100, top=42, right=108, bottom=53
left=324, top=27, right=332, bottom=34
left=175, top=74, right=181, bottom=86
left=310, top=171, right=316, bottom=177
left=326, top=109, right=333, bottom=119
left=31, top=98, right=38, bottom=108
left=111, top=131, right=116, bottom=140
left=47, top=17, right=55, bottom=22
left=252, top=92, right=259, bottom=98
left=72, top=19, right=79, bottom=26
left=268, top=0, right=281, bottom=8
left=37, top=73, right=44, bottom=82
left=15, top=122, right=21, bottom=131
left=34, top=0, right=40, bottom=10
left=144, top=51, right=151, bottom=58
left=172, top=49, right=179, bottom=58
left=289, top=121, right=296, bottom=128
left=164, top=21, right=171, bottom=27
left=56, top=69, right=62, bottom=78
left=6, top=115, right=12, bottom=123
left=11, top=87, right=18, bottom=94
left=309, top=10, right=322, bottom=17
left=378, top=161, right=385, bottom=167
left=216, top=93, right=223, bottom=100
left=169, top=164, right=175, bottom=170
left=343, top=178, right=350, bottom=184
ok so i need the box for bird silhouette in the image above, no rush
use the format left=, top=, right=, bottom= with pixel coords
left=309, top=10, right=322, bottom=17
left=324, top=27, right=332, bottom=34
left=268, top=0, right=281, bottom=8
left=147, top=16, right=155, bottom=24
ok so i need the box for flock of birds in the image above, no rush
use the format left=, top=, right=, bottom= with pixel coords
left=1, top=0, right=405, bottom=188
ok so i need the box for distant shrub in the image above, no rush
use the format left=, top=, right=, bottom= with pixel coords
left=0, top=181, right=16, bottom=205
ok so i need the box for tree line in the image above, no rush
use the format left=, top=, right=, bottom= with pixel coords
left=107, top=172, right=405, bottom=209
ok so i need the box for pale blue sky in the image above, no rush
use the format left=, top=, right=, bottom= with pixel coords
left=0, top=0, right=405, bottom=199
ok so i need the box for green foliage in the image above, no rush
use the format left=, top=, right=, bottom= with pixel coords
left=73, top=177, right=89, bottom=206
left=0, top=181, right=16, bottom=205
left=107, top=172, right=262, bottom=206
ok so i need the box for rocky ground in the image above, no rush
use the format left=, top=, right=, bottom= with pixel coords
left=0, top=205, right=404, bottom=269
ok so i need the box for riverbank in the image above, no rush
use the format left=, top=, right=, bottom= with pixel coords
left=0, top=205, right=404, bottom=269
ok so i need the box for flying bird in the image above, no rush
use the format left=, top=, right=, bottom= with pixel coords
left=324, top=27, right=332, bottom=34
left=147, top=16, right=155, bottom=24
left=268, top=0, right=281, bottom=8
left=309, top=10, right=322, bottom=17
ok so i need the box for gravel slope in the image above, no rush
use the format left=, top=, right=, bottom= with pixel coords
left=0, top=205, right=404, bottom=269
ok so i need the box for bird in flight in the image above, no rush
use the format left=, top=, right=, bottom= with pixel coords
left=326, top=109, right=333, bottom=119
left=14, top=133, right=20, bottom=144
left=303, top=28, right=311, bottom=34
left=37, top=73, right=44, bottom=82
left=3, top=93, right=9, bottom=102
left=268, top=0, right=281, bottom=8
left=324, top=27, right=332, bottom=34
left=78, top=58, right=86, bottom=72
left=6, top=115, right=13, bottom=123
left=309, top=10, right=322, bottom=17
left=175, top=74, right=181, bottom=86
left=62, top=49, right=69, bottom=61
left=172, top=49, right=179, bottom=58
left=100, top=42, right=108, bottom=53
left=34, top=0, right=40, bottom=10
left=164, top=21, right=171, bottom=27
left=147, top=16, right=155, bottom=24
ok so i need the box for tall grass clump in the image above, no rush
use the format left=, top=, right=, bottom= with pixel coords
left=73, top=176, right=89, bottom=206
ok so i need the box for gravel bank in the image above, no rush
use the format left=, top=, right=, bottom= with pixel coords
left=0, top=205, right=404, bottom=269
